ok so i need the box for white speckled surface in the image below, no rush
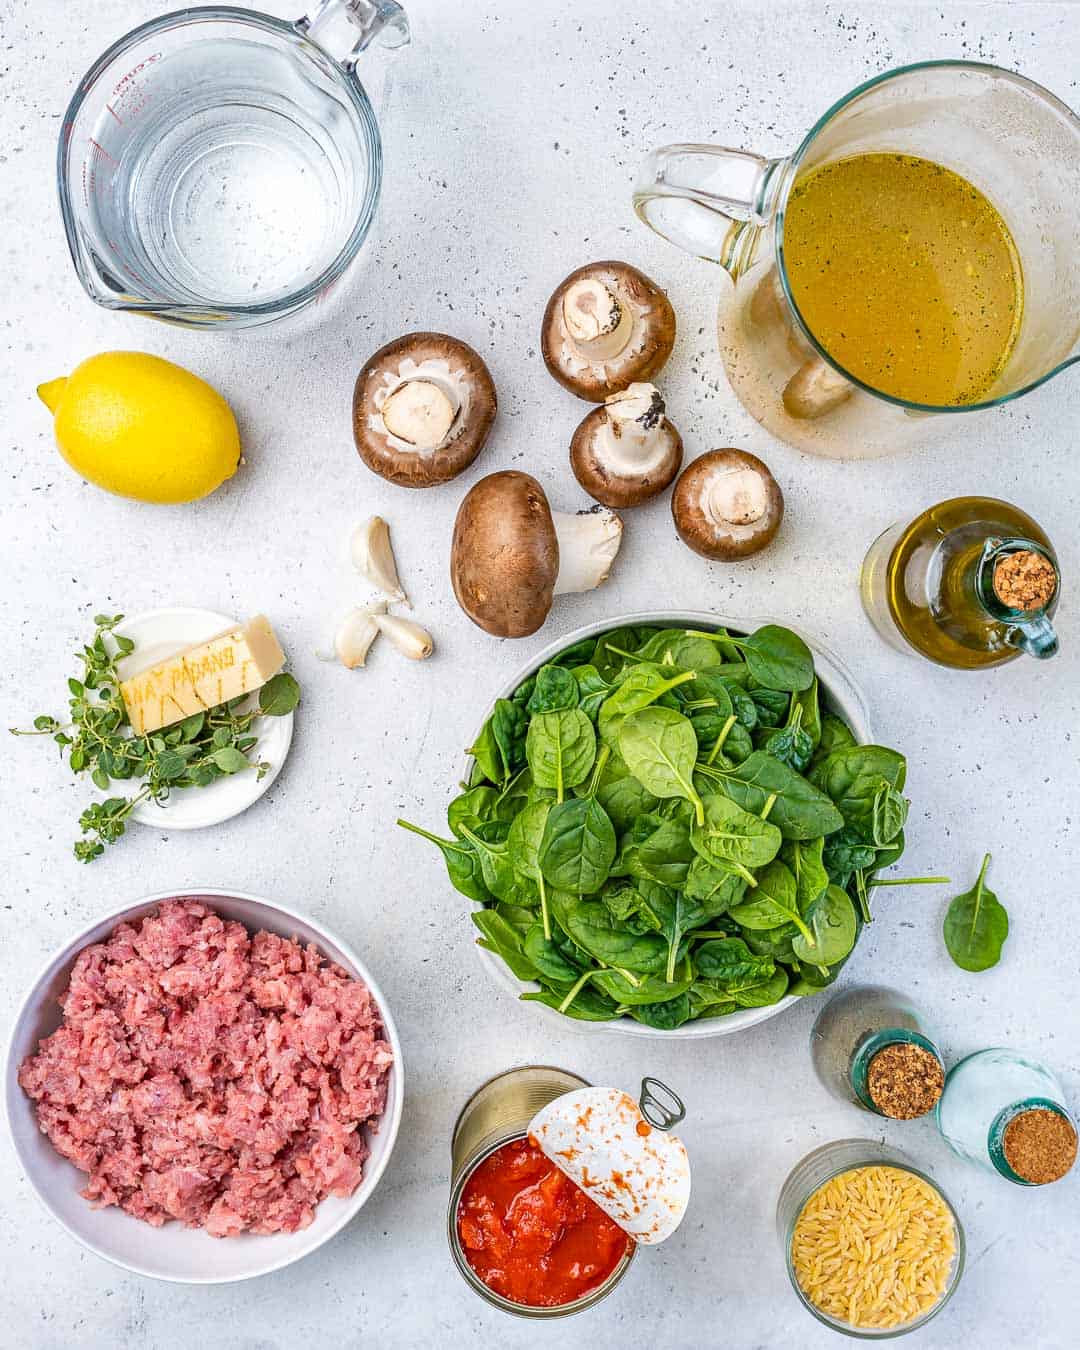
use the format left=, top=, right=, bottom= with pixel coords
left=2, top=1, right=1079, bottom=1346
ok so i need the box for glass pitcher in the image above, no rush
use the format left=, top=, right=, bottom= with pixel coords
left=635, top=62, right=1080, bottom=458
left=58, top=1, right=409, bottom=328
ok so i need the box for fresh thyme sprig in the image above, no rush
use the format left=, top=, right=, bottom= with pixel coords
left=10, top=613, right=300, bottom=862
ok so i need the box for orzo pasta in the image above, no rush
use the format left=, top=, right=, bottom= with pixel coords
left=790, top=1165, right=956, bottom=1329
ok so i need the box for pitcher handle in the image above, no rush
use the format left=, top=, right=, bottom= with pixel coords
left=634, top=144, right=789, bottom=274
left=296, top=0, right=410, bottom=65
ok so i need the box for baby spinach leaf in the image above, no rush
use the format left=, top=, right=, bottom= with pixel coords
left=539, top=796, right=616, bottom=894
left=448, top=785, right=515, bottom=837
left=689, top=981, right=738, bottom=1019
left=572, top=664, right=610, bottom=720
left=551, top=892, right=668, bottom=974
left=763, top=702, right=813, bottom=772
left=611, top=812, right=695, bottom=888
left=523, top=923, right=584, bottom=983
left=683, top=855, right=747, bottom=912
left=591, top=627, right=651, bottom=680
left=695, top=937, right=775, bottom=985
left=472, top=910, right=542, bottom=982
left=601, top=881, right=663, bottom=934
left=813, top=712, right=857, bottom=766
left=728, top=860, right=815, bottom=948
left=748, top=684, right=791, bottom=728
left=628, top=992, right=692, bottom=1029
left=742, top=923, right=798, bottom=963
left=398, top=819, right=493, bottom=902
left=526, top=709, right=596, bottom=797
left=782, top=836, right=829, bottom=915
left=618, top=707, right=704, bottom=823
left=594, top=756, right=661, bottom=832
left=593, top=961, right=694, bottom=1006
left=943, top=854, right=1009, bottom=971
left=792, top=885, right=857, bottom=966
left=710, top=625, right=814, bottom=691
left=598, top=664, right=698, bottom=744
left=691, top=793, right=782, bottom=883
left=551, top=636, right=598, bottom=668
left=809, top=745, right=907, bottom=841
left=700, top=751, right=844, bottom=840
left=526, top=664, right=579, bottom=715
left=792, top=677, right=821, bottom=751
left=521, top=984, right=621, bottom=1021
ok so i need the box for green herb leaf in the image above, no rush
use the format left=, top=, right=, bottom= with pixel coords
left=943, top=854, right=1009, bottom=971
left=259, top=672, right=301, bottom=716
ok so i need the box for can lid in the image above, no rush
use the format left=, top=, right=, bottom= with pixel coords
left=527, top=1079, right=690, bottom=1245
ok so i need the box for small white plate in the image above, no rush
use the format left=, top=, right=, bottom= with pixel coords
left=108, top=607, right=294, bottom=831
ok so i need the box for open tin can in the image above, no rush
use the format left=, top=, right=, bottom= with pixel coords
left=448, top=1066, right=687, bottom=1318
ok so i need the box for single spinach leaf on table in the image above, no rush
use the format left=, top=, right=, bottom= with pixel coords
left=526, top=708, right=596, bottom=797
left=619, top=706, right=705, bottom=823
left=943, top=853, right=1009, bottom=971
left=690, top=793, right=782, bottom=884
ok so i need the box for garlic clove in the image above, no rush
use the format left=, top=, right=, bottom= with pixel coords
left=373, top=612, right=433, bottom=660
left=351, top=516, right=409, bottom=606
left=334, top=601, right=387, bottom=669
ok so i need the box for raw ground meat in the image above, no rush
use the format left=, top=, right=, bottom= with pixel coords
left=18, top=898, right=393, bottom=1237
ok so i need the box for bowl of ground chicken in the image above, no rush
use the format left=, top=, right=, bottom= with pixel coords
left=6, top=891, right=402, bottom=1283
left=779, top=1142, right=964, bottom=1338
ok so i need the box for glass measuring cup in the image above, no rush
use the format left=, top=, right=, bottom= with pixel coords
left=59, top=1, right=409, bottom=328
left=635, top=62, right=1080, bottom=458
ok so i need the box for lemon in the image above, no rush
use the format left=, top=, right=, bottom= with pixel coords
left=38, top=352, right=241, bottom=504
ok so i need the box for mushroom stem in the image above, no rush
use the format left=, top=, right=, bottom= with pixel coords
left=597, top=384, right=670, bottom=475
left=702, top=466, right=769, bottom=529
left=562, top=278, right=634, bottom=361
left=551, top=509, right=624, bottom=595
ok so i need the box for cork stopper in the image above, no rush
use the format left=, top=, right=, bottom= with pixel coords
left=866, top=1042, right=944, bottom=1120
left=993, top=550, right=1056, bottom=612
left=1003, top=1107, right=1078, bottom=1185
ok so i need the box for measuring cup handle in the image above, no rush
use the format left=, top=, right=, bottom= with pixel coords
left=297, top=0, right=410, bottom=64
left=634, top=143, right=790, bottom=275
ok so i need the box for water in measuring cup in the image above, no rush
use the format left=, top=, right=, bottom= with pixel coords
left=88, top=38, right=369, bottom=308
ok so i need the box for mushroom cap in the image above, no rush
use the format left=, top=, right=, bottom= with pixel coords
left=353, top=332, right=496, bottom=487
left=570, top=385, right=683, bottom=509
left=451, top=471, right=558, bottom=637
left=541, top=261, right=676, bottom=400
left=672, top=449, right=784, bottom=561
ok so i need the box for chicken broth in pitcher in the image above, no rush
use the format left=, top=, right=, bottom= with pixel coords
left=782, top=153, right=1023, bottom=406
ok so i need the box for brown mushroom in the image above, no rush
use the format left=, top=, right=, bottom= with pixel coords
left=782, top=356, right=853, bottom=420
left=353, top=332, right=496, bottom=487
left=541, top=261, right=676, bottom=400
left=672, top=449, right=784, bottom=560
left=570, top=383, right=683, bottom=509
left=451, top=471, right=623, bottom=637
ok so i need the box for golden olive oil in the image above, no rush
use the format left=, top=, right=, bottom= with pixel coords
left=783, top=154, right=1023, bottom=405
left=860, top=497, right=1059, bottom=669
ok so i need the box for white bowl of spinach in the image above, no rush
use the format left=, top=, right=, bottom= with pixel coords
left=400, top=612, right=923, bottom=1037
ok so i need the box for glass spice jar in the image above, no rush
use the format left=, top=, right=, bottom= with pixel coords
left=936, top=1048, right=1078, bottom=1185
left=810, top=986, right=945, bottom=1119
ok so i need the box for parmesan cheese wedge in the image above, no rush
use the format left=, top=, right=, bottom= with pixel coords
left=120, top=615, right=286, bottom=735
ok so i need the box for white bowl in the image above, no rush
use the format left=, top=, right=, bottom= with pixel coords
left=5, top=888, right=403, bottom=1283
left=466, top=611, right=873, bottom=1040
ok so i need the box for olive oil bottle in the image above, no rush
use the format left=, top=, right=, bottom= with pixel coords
left=860, top=497, right=1060, bottom=668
